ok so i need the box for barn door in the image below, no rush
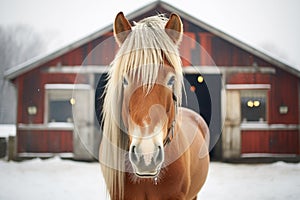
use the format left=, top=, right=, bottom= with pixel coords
left=72, top=85, right=95, bottom=160
left=223, top=90, right=241, bottom=158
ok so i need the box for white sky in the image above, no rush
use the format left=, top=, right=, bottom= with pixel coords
left=0, top=0, right=299, bottom=70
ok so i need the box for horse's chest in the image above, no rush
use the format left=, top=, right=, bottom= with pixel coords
left=124, top=168, right=188, bottom=200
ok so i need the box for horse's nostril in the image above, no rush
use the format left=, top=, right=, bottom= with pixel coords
left=156, top=145, right=164, bottom=164
left=130, top=145, right=138, bottom=163
left=132, top=145, right=136, bottom=153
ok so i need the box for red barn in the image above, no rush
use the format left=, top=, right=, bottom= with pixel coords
left=5, top=1, right=300, bottom=160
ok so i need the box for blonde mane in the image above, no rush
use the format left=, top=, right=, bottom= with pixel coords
left=99, top=15, right=183, bottom=199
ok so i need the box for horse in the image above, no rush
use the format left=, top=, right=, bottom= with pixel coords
left=99, top=12, right=210, bottom=200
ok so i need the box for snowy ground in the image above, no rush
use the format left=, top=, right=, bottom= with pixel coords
left=0, top=124, right=16, bottom=137
left=0, top=157, right=300, bottom=200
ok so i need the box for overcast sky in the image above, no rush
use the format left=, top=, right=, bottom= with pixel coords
left=0, top=0, right=299, bottom=70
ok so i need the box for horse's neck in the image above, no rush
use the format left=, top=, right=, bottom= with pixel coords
left=163, top=109, right=192, bottom=165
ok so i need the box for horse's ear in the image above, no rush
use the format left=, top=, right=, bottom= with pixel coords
left=165, top=13, right=183, bottom=45
left=114, top=12, right=132, bottom=46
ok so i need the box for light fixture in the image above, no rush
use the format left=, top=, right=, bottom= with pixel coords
left=197, top=75, right=204, bottom=83
left=70, top=98, right=76, bottom=105
left=190, top=85, right=196, bottom=92
left=247, top=100, right=253, bottom=107
left=279, top=105, right=288, bottom=114
left=27, top=106, right=37, bottom=115
left=253, top=100, right=260, bottom=107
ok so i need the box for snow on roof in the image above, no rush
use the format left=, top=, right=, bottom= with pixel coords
left=4, top=1, right=300, bottom=80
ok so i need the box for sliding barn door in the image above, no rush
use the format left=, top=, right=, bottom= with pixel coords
left=223, top=90, right=241, bottom=158
left=72, top=85, right=95, bottom=160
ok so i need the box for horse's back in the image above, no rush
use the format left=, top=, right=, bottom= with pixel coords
left=178, top=107, right=210, bottom=199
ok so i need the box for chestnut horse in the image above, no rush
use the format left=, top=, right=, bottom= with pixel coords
left=99, top=12, right=209, bottom=200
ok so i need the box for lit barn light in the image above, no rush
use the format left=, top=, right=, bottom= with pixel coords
left=197, top=75, right=204, bottom=83
left=190, top=85, right=196, bottom=92
left=247, top=100, right=254, bottom=107
left=253, top=100, right=260, bottom=107
left=70, top=98, right=76, bottom=105
left=27, top=106, right=37, bottom=115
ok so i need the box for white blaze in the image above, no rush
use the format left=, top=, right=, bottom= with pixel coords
left=131, top=122, right=164, bottom=166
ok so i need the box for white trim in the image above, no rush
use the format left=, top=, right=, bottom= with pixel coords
left=241, top=123, right=300, bottom=131
left=226, top=84, right=271, bottom=90
left=47, top=65, right=108, bottom=74
left=18, top=123, right=74, bottom=131
left=45, top=84, right=91, bottom=90
left=183, top=66, right=221, bottom=74
left=47, top=65, right=276, bottom=75
left=18, top=152, right=74, bottom=158
left=222, top=66, right=276, bottom=74
left=241, top=153, right=297, bottom=158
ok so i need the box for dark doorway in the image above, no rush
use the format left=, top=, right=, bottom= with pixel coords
left=183, top=73, right=222, bottom=160
left=183, top=74, right=211, bottom=125
left=94, top=73, right=109, bottom=141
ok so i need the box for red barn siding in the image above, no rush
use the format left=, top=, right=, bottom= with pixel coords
left=16, top=76, right=24, bottom=124
left=40, top=32, right=117, bottom=68
left=269, top=69, right=299, bottom=124
left=241, top=130, right=299, bottom=154
left=97, top=32, right=118, bottom=65
left=19, top=69, right=44, bottom=124
left=211, top=37, right=270, bottom=66
left=41, top=73, right=78, bottom=84
left=199, top=32, right=213, bottom=65
left=62, top=47, right=83, bottom=65
left=181, top=32, right=196, bottom=66
left=78, top=32, right=118, bottom=66
left=227, top=70, right=299, bottom=125
left=18, top=130, right=73, bottom=153
left=227, top=73, right=272, bottom=85
left=18, top=72, right=78, bottom=124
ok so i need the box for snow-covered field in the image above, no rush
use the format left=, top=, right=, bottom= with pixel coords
left=0, top=157, right=299, bottom=200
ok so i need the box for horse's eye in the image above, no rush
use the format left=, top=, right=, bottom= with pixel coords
left=123, top=77, right=128, bottom=86
left=167, top=76, right=175, bottom=87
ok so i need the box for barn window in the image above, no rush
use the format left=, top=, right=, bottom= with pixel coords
left=49, top=100, right=73, bottom=122
left=45, top=84, right=74, bottom=123
left=241, top=90, right=267, bottom=123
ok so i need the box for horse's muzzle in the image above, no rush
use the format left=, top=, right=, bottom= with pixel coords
left=129, top=145, right=164, bottom=178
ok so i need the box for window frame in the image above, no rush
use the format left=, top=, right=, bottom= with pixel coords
left=240, top=89, right=268, bottom=123
left=226, top=84, right=270, bottom=125
left=44, top=84, right=75, bottom=125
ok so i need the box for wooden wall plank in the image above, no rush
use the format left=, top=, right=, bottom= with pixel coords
left=18, top=130, right=73, bottom=153
left=241, top=130, right=299, bottom=154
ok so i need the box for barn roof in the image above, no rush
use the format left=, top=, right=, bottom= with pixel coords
left=4, top=0, right=300, bottom=80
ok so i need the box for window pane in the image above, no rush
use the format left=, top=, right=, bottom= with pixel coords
left=241, top=90, right=267, bottom=122
left=49, top=100, right=73, bottom=122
